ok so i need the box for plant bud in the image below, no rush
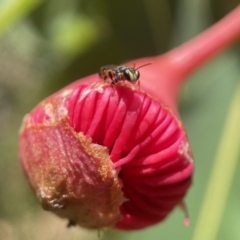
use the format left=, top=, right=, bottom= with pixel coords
left=19, top=77, right=193, bottom=230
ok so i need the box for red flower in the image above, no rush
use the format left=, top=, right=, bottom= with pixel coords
left=19, top=5, right=240, bottom=230
left=19, top=77, right=193, bottom=230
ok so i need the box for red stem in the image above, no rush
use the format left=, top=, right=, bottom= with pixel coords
left=143, top=5, right=240, bottom=111
left=167, top=4, right=240, bottom=80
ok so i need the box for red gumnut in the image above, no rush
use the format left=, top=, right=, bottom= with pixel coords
left=19, top=5, right=240, bottom=230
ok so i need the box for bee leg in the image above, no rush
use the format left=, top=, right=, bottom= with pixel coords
left=111, top=76, right=118, bottom=85
left=137, top=80, right=140, bottom=89
left=109, top=77, right=116, bottom=89
left=67, top=220, right=76, bottom=227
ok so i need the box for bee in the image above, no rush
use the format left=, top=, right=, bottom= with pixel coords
left=99, top=63, right=151, bottom=86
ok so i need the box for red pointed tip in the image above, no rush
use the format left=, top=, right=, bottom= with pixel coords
left=184, top=217, right=190, bottom=227
left=179, top=201, right=190, bottom=227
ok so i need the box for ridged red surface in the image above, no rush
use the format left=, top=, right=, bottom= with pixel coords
left=66, top=83, right=193, bottom=230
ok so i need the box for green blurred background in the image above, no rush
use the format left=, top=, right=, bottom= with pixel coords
left=0, top=0, right=240, bottom=239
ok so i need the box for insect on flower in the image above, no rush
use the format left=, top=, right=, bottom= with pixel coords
left=99, top=63, right=151, bottom=86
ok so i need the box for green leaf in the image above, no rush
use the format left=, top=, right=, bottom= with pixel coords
left=0, top=0, right=44, bottom=37
left=48, top=14, right=99, bottom=58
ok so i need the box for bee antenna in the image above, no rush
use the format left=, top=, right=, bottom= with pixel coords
left=135, top=63, right=152, bottom=70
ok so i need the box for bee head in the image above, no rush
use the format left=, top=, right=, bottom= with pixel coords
left=123, top=68, right=140, bottom=82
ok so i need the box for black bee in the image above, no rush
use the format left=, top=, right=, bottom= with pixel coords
left=99, top=63, right=151, bottom=86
